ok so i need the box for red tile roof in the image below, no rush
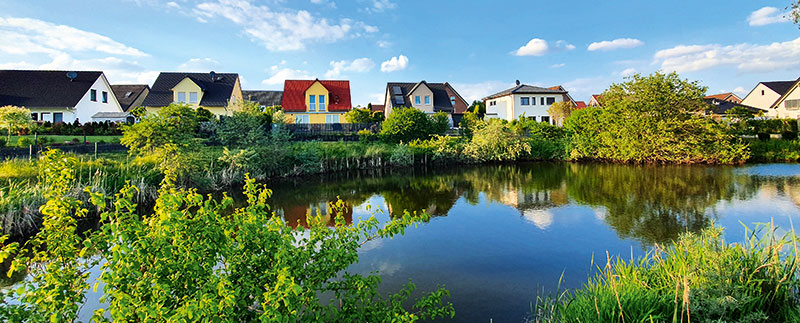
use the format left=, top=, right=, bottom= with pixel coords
left=370, top=104, right=385, bottom=112
left=704, top=93, right=741, bottom=103
left=282, top=79, right=352, bottom=112
left=575, top=101, right=587, bottom=109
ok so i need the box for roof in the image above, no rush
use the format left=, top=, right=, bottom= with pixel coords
left=142, top=72, right=239, bottom=107
left=386, top=81, right=464, bottom=113
left=92, top=111, right=131, bottom=119
left=768, top=77, right=800, bottom=109
left=704, top=92, right=741, bottom=102
left=761, top=81, right=796, bottom=96
left=111, top=84, right=149, bottom=111
left=483, top=84, right=566, bottom=100
left=281, top=79, right=352, bottom=112
left=0, top=70, right=103, bottom=108
left=575, top=101, right=587, bottom=109
left=243, top=90, right=283, bottom=107
left=704, top=98, right=765, bottom=115
left=370, top=104, right=385, bottom=112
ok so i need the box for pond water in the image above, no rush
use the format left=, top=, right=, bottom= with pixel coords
left=6, top=162, right=800, bottom=322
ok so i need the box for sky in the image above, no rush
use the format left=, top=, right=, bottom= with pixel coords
left=1, top=0, right=799, bottom=106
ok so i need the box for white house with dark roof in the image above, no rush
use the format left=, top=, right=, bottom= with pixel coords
left=0, top=70, right=124, bottom=124
left=741, top=80, right=797, bottom=117
left=482, top=82, right=568, bottom=123
left=767, top=77, right=800, bottom=119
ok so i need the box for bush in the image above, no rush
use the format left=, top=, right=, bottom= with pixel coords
left=17, top=137, right=33, bottom=147
left=358, top=129, right=378, bottom=143
left=430, top=112, right=450, bottom=136
left=35, top=136, right=49, bottom=146
left=748, top=139, right=800, bottom=162
left=464, top=120, right=530, bottom=162
left=217, top=111, right=271, bottom=147
left=0, top=138, right=5, bottom=147
left=757, top=133, right=771, bottom=141
left=782, top=131, right=798, bottom=140
left=380, top=107, right=436, bottom=143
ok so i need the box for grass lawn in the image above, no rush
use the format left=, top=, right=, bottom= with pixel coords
left=5, top=135, right=122, bottom=147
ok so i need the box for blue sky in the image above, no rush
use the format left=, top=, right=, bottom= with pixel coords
left=1, top=0, right=799, bottom=106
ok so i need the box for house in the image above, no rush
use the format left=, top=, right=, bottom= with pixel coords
left=243, top=90, right=283, bottom=110
left=112, top=84, right=149, bottom=112
left=369, top=104, right=385, bottom=114
left=281, top=79, right=352, bottom=124
left=704, top=92, right=741, bottom=104
left=588, top=95, right=603, bottom=107
left=482, top=82, right=568, bottom=123
left=741, top=80, right=796, bottom=117
left=0, top=70, right=124, bottom=124
left=767, top=77, right=800, bottom=119
left=383, top=81, right=469, bottom=117
left=704, top=98, right=766, bottom=120
left=141, top=71, right=243, bottom=117
left=548, top=85, right=578, bottom=106
left=574, top=101, right=587, bottom=110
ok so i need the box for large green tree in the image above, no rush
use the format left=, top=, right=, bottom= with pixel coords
left=0, top=105, right=32, bottom=142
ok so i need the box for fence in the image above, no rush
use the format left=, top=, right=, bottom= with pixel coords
left=280, top=123, right=381, bottom=141
left=0, top=143, right=128, bottom=160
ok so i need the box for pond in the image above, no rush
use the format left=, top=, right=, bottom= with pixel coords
left=6, top=162, right=800, bottom=322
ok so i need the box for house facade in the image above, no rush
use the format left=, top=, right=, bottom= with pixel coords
left=588, top=95, right=603, bottom=107
left=483, top=83, right=567, bottom=123
left=141, top=71, right=243, bottom=117
left=704, top=92, right=742, bottom=104
left=741, top=80, right=796, bottom=117
left=768, top=78, right=800, bottom=119
left=282, top=79, right=352, bottom=124
left=112, top=84, right=150, bottom=112
left=0, top=70, right=124, bottom=124
left=383, top=81, right=469, bottom=118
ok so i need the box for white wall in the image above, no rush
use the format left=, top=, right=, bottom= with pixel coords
left=75, top=74, right=124, bottom=123
left=742, top=83, right=783, bottom=116
left=486, top=93, right=563, bottom=122
left=774, top=85, right=800, bottom=119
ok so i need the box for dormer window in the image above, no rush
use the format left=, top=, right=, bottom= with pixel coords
left=415, top=96, right=421, bottom=105
left=177, top=92, right=186, bottom=103
left=319, top=95, right=326, bottom=111
left=309, top=95, right=317, bottom=112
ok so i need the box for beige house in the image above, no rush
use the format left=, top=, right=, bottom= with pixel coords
left=768, top=78, right=800, bottom=119
left=741, top=80, right=796, bottom=118
left=142, top=71, right=243, bottom=117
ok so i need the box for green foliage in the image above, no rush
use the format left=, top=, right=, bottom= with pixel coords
left=563, top=72, right=749, bottom=164
left=0, top=105, right=32, bottom=142
left=458, top=111, right=482, bottom=138
left=345, top=107, right=383, bottom=124
left=464, top=120, right=531, bottom=162
left=469, top=100, right=485, bottom=114
left=120, top=104, right=199, bottom=155
left=430, top=112, right=450, bottom=136
left=726, top=106, right=755, bottom=122
left=380, top=107, right=437, bottom=143
left=195, top=107, right=214, bottom=122
left=272, top=110, right=287, bottom=125
left=217, top=111, right=271, bottom=147
left=358, top=129, right=378, bottom=143
left=747, top=118, right=799, bottom=134
left=748, top=139, right=800, bottom=162
left=0, top=137, right=5, bottom=147
left=16, top=136, right=33, bottom=148
left=546, top=101, right=574, bottom=126
left=129, top=106, right=147, bottom=118
left=535, top=224, right=800, bottom=322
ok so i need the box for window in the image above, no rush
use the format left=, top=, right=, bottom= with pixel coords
left=178, top=92, right=186, bottom=103
left=309, top=95, right=316, bottom=112
left=31, top=113, right=38, bottom=121
left=102, top=91, right=108, bottom=103
left=319, top=95, right=326, bottom=111
left=53, top=113, right=63, bottom=123
left=90, top=89, right=97, bottom=102
left=528, top=116, right=537, bottom=122
left=541, top=116, right=550, bottom=124
left=415, top=96, right=421, bottom=105
left=786, top=99, right=800, bottom=110
left=424, top=96, right=431, bottom=105
left=326, top=114, right=339, bottom=123
left=761, top=90, right=765, bottom=95
left=540, top=97, right=545, bottom=105
left=546, top=97, right=555, bottom=105
left=490, top=101, right=496, bottom=106
left=189, top=92, right=198, bottom=103
left=520, top=97, right=530, bottom=105
left=450, top=96, right=456, bottom=106
left=295, top=114, right=309, bottom=124
left=41, top=113, right=51, bottom=123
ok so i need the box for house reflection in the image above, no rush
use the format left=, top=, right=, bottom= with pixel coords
left=278, top=201, right=353, bottom=228
left=498, top=184, right=569, bottom=230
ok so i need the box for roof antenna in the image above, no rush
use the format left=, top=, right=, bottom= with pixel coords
left=515, top=80, right=521, bottom=86
left=210, top=71, right=217, bottom=82
left=66, top=71, right=78, bottom=82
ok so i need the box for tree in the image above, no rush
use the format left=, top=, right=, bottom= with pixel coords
left=469, top=100, right=486, bottom=114
left=218, top=111, right=271, bottom=147
left=195, top=107, right=214, bottom=122
left=726, top=106, right=755, bottom=123
left=120, top=104, right=199, bottom=155
left=0, top=105, right=32, bottom=142
left=547, top=101, right=574, bottom=126
left=381, top=107, right=435, bottom=143
left=458, top=111, right=483, bottom=138
left=430, top=112, right=451, bottom=135
left=344, top=107, right=375, bottom=123
left=792, top=0, right=800, bottom=26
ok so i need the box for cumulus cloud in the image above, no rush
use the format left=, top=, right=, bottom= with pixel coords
left=620, top=68, right=637, bottom=77
left=0, top=17, right=147, bottom=57
left=177, top=57, right=222, bottom=71
left=261, top=65, right=314, bottom=86
left=380, top=55, right=408, bottom=72
left=587, top=38, right=644, bottom=51
left=748, top=7, right=790, bottom=26
left=325, top=57, right=375, bottom=78
left=310, top=0, right=336, bottom=8
left=654, top=37, right=800, bottom=73
left=193, top=0, right=373, bottom=51
left=514, top=38, right=574, bottom=56
left=377, top=40, right=391, bottom=48
left=364, top=0, right=397, bottom=13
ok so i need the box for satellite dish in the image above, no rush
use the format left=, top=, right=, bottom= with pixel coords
left=209, top=71, right=217, bottom=81
left=66, top=71, right=78, bottom=81
left=515, top=80, right=520, bottom=86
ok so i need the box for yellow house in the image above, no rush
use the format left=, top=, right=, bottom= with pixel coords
left=142, top=71, right=243, bottom=117
left=282, top=79, right=352, bottom=124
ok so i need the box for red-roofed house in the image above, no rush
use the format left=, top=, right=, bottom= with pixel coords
left=574, top=101, right=587, bottom=109
left=704, top=93, right=742, bottom=104
left=281, top=79, right=352, bottom=124
left=588, top=95, right=603, bottom=107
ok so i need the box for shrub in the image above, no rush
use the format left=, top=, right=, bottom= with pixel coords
left=0, top=105, right=32, bottom=142
left=17, top=137, right=33, bottom=147
left=217, top=111, right=270, bottom=147
left=35, top=136, right=49, bottom=146
left=464, top=120, right=530, bottom=162
left=389, top=143, right=414, bottom=166
left=757, top=133, right=771, bottom=141
left=430, top=112, right=450, bottom=136
left=0, top=138, right=5, bottom=147
left=381, top=107, right=435, bottom=143
left=782, top=131, right=798, bottom=140
left=358, top=129, right=378, bottom=143
left=120, top=104, right=199, bottom=155
left=458, top=112, right=482, bottom=138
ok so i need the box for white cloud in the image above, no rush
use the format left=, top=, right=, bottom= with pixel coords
left=514, top=38, right=574, bottom=56
left=261, top=65, right=314, bottom=86
left=748, top=7, right=790, bottom=26
left=563, top=76, right=612, bottom=103
left=551, top=63, right=566, bottom=68
left=0, top=17, right=148, bottom=57
left=166, top=1, right=180, bottom=9
left=177, top=57, right=222, bottom=71
left=587, top=38, right=644, bottom=51
left=193, top=0, right=372, bottom=51
left=364, top=0, right=397, bottom=13
left=732, top=86, right=746, bottom=95
left=654, top=37, right=800, bottom=73
left=380, top=55, right=408, bottom=72
left=620, top=68, right=637, bottom=77
left=450, top=81, right=513, bottom=102
left=325, top=57, right=375, bottom=78
left=377, top=40, right=391, bottom=48
left=310, top=0, right=336, bottom=8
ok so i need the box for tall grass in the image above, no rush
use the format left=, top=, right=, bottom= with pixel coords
left=532, top=223, right=800, bottom=322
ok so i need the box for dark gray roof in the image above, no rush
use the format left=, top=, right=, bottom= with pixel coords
left=483, top=84, right=566, bottom=100
left=761, top=81, right=796, bottom=95
left=243, top=90, right=283, bottom=107
left=111, top=84, right=149, bottom=111
left=704, top=98, right=766, bottom=115
left=386, top=81, right=454, bottom=113
left=142, top=72, right=239, bottom=107
left=0, top=70, right=103, bottom=108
